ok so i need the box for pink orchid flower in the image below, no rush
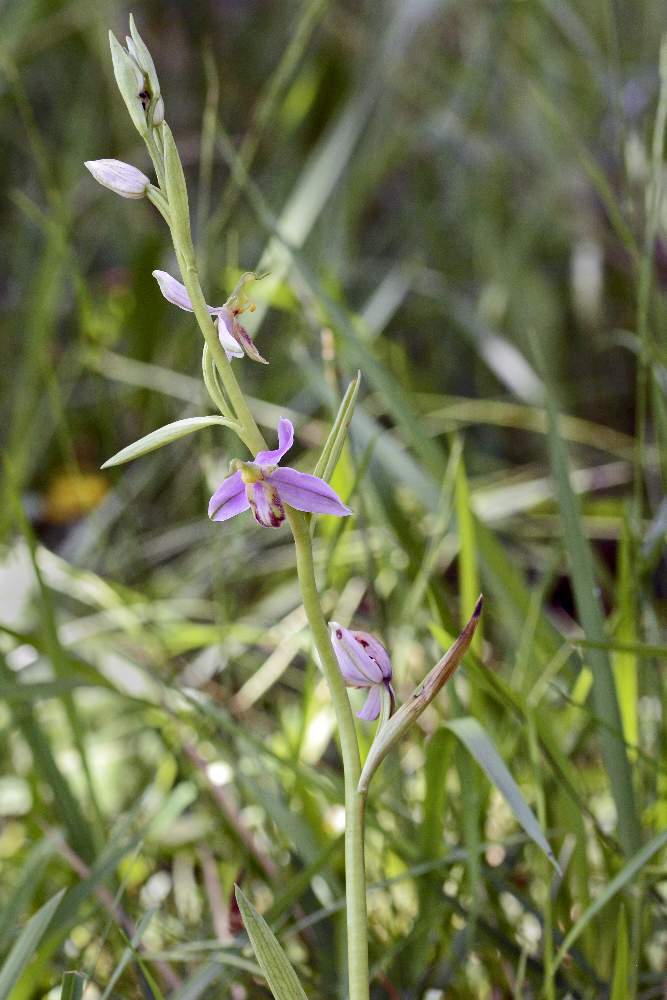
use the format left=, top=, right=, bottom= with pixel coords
left=208, top=418, right=352, bottom=529
left=329, top=623, right=395, bottom=721
left=152, top=269, right=267, bottom=364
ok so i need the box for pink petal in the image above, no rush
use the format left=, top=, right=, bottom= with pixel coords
left=254, top=418, right=294, bottom=465
left=357, top=687, right=382, bottom=721
left=247, top=480, right=285, bottom=529
left=329, top=623, right=384, bottom=686
left=152, top=270, right=196, bottom=312
left=350, top=630, right=392, bottom=681
left=208, top=471, right=249, bottom=522
left=215, top=314, right=244, bottom=359
left=268, top=467, right=352, bottom=517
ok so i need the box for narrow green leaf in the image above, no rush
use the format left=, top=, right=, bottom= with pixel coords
left=0, top=889, right=65, bottom=1000
left=542, top=374, right=641, bottom=856
left=312, top=372, right=360, bottom=482
left=99, top=909, right=156, bottom=1000
left=613, top=514, right=638, bottom=751
left=60, top=972, right=85, bottom=1000
left=234, top=886, right=309, bottom=1000
left=0, top=654, right=95, bottom=864
left=169, top=962, right=231, bottom=1000
left=553, top=827, right=667, bottom=974
left=446, top=716, right=559, bottom=872
left=455, top=447, right=482, bottom=657
left=101, top=416, right=233, bottom=468
left=610, top=908, right=629, bottom=1000
left=163, top=122, right=193, bottom=254
left=0, top=839, right=53, bottom=954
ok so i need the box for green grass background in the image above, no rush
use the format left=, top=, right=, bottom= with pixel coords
left=0, top=0, right=666, bottom=997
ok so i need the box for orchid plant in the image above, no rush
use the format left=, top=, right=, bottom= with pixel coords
left=87, top=17, right=484, bottom=999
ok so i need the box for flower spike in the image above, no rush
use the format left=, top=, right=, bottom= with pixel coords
left=208, top=418, right=353, bottom=528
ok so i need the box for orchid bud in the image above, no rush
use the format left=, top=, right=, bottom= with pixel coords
left=84, top=159, right=150, bottom=199
left=109, top=18, right=164, bottom=135
left=109, top=31, right=147, bottom=136
left=127, top=15, right=164, bottom=125
left=329, top=624, right=394, bottom=721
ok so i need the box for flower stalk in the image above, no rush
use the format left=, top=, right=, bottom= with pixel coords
left=89, top=20, right=486, bottom=1000
left=159, top=98, right=370, bottom=997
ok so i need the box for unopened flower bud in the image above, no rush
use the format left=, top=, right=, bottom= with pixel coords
left=84, top=159, right=150, bottom=199
left=109, top=18, right=164, bottom=134
left=329, top=623, right=394, bottom=721
left=152, top=94, right=165, bottom=125
left=109, top=31, right=148, bottom=136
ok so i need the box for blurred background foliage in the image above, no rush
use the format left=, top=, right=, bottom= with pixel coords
left=0, top=0, right=666, bottom=997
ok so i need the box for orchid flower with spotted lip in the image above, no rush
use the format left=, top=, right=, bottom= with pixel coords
left=208, top=417, right=353, bottom=528
left=329, top=623, right=395, bottom=721
left=152, top=269, right=267, bottom=363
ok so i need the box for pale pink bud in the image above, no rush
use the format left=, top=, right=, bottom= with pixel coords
left=84, top=159, right=150, bottom=199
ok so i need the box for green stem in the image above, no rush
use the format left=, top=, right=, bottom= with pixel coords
left=288, top=509, right=369, bottom=1000
left=146, top=127, right=166, bottom=190
left=172, top=242, right=264, bottom=455
left=165, top=153, right=369, bottom=998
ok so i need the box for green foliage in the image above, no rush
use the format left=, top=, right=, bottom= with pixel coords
left=0, top=1, right=666, bottom=997
left=235, top=886, right=309, bottom=1000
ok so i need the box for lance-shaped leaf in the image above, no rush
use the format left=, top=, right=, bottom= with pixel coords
left=234, top=886, right=309, bottom=1000
left=163, top=123, right=194, bottom=255
left=446, top=716, right=560, bottom=871
left=312, top=372, right=361, bottom=483
left=101, top=416, right=235, bottom=469
left=0, top=889, right=65, bottom=1000
left=358, top=596, right=483, bottom=793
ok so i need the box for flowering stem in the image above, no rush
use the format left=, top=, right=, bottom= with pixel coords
left=288, top=508, right=370, bottom=1000
left=165, top=150, right=369, bottom=1000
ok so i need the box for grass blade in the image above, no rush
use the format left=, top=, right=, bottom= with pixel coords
left=0, top=889, right=65, bottom=1000
left=552, top=827, right=667, bottom=974
left=542, top=375, right=641, bottom=855
left=235, top=886, right=309, bottom=1000
left=446, top=716, right=559, bottom=871
left=60, top=972, right=85, bottom=1000
left=610, top=908, right=629, bottom=1000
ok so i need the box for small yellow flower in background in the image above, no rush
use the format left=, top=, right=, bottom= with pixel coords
left=44, top=471, right=109, bottom=523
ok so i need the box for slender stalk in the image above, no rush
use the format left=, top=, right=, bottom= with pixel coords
left=173, top=243, right=264, bottom=455
left=288, top=508, right=369, bottom=1000
left=167, top=142, right=370, bottom=1000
